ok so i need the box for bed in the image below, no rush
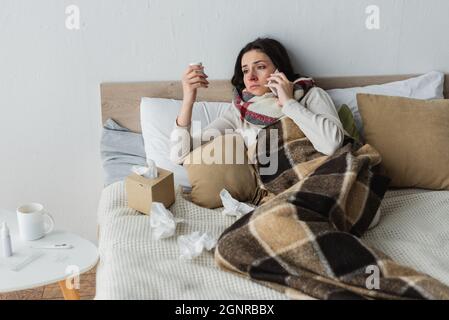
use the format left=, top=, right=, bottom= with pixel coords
left=95, top=74, right=449, bottom=300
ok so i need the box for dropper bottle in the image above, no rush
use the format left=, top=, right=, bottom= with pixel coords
left=1, top=222, right=13, bottom=257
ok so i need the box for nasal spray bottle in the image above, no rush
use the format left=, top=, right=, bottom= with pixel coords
left=1, top=222, right=13, bottom=257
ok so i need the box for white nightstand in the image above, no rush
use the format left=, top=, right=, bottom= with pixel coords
left=0, top=209, right=99, bottom=300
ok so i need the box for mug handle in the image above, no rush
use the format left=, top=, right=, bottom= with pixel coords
left=42, top=211, right=55, bottom=234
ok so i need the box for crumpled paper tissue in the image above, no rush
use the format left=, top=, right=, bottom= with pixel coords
left=220, top=189, right=254, bottom=218
left=177, top=231, right=217, bottom=260
left=149, top=202, right=183, bottom=240
left=132, top=159, right=158, bottom=179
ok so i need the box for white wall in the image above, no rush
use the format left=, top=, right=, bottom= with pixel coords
left=1, top=0, right=448, bottom=243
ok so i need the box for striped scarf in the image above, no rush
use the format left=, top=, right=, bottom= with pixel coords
left=233, top=77, right=316, bottom=127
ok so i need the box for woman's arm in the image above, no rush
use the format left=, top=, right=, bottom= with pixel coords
left=177, top=64, right=209, bottom=126
left=265, top=72, right=345, bottom=155
left=170, top=64, right=208, bottom=164
left=281, top=87, right=345, bottom=155
left=170, top=106, right=242, bottom=164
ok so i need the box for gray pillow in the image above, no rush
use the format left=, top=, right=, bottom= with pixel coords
left=100, top=119, right=147, bottom=186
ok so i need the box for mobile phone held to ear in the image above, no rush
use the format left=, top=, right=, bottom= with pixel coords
left=268, top=69, right=280, bottom=97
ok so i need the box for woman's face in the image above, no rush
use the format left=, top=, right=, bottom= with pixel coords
left=241, top=49, right=277, bottom=96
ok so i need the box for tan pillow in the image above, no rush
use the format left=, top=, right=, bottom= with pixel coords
left=357, top=93, right=449, bottom=190
left=183, top=133, right=258, bottom=208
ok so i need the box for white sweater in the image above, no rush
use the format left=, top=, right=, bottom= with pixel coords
left=170, top=87, right=345, bottom=165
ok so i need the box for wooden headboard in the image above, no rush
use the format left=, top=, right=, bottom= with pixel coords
left=101, top=74, right=449, bottom=133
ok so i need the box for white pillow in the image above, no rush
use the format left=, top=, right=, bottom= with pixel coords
left=326, top=71, right=445, bottom=135
left=140, top=98, right=231, bottom=187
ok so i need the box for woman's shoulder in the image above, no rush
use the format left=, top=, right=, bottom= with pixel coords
left=302, top=86, right=331, bottom=101
left=224, top=101, right=243, bottom=119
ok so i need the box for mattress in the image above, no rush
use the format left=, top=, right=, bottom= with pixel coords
left=95, top=182, right=449, bottom=300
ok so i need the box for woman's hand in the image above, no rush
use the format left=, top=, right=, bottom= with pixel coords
left=265, top=72, right=294, bottom=107
left=177, top=65, right=209, bottom=127
left=182, top=64, right=209, bottom=104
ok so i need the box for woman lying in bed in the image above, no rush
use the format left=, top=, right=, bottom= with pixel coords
left=170, top=37, right=346, bottom=165
left=169, top=37, right=380, bottom=227
left=167, top=38, right=449, bottom=299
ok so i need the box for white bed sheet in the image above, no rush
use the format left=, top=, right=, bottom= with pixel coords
left=95, top=182, right=449, bottom=300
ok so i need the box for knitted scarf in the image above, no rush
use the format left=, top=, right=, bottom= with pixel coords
left=233, top=77, right=316, bottom=127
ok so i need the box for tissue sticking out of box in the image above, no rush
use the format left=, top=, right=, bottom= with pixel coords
left=177, top=231, right=216, bottom=260
left=220, top=189, right=255, bottom=218
left=132, top=159, right=158, bottom=179
left=146, top=159, right=158, bottom=178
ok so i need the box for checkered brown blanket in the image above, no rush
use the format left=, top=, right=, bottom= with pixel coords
left=215, top=117, right=449, bottom=299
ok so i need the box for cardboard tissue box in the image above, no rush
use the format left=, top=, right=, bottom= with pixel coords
left=125, top=167, right=175, bottom=215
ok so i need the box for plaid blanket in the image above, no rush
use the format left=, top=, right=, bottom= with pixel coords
left=215, top=117, right=449, bottom=300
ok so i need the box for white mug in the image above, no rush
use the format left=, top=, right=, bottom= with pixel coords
left=16, top=203, right=55, bottom=241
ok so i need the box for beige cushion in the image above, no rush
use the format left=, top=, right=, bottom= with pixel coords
left=184, top=134, right=258, bottom=209
left=357, top=93, right=449, bottom=190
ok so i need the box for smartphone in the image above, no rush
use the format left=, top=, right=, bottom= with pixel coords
left=268, top=69, right=280, bottom=97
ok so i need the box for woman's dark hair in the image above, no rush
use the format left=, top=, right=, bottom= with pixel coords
left=231, top=37, right=300, bottom=96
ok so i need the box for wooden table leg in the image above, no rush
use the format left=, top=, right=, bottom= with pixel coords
left=58, top=280, right=80, bottom=300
